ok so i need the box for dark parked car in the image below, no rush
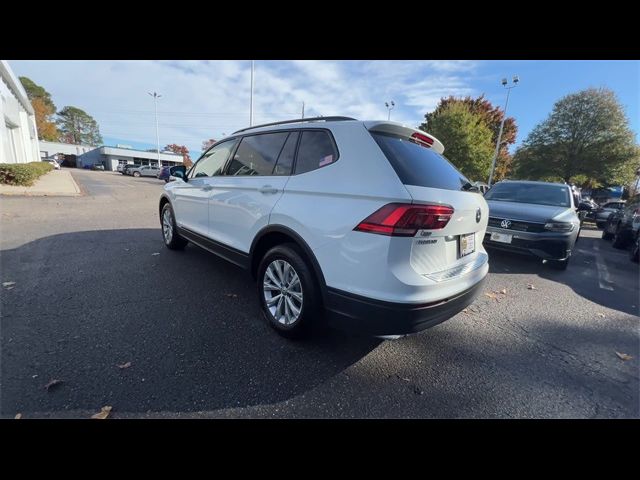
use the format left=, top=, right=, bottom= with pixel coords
left=157, top=166, right=172, bottom=182
left=483, top=180, right=581, bottom=270
left=602, top=194, right=640, bottom=249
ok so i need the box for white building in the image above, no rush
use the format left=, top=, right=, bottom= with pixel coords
left=39, top=140, right=184, bottom=171
left=0, top=60, right=40, bottom=164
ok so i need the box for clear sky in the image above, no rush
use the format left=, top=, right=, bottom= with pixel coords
left=10, top=60, right=639, bottom=160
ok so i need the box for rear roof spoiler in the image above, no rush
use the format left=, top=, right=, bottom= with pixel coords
left=364, top=121, right=445, bottom=154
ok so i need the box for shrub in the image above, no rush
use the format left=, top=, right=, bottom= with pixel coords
left=0, top=162, right=54, bottom=186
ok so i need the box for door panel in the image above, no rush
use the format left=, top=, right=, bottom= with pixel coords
left=172, top=177, right=214, bottom=236
left=209, top=177, right=289, bottom=252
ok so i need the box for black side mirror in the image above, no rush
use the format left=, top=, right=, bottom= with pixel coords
left=170, top=165, right=187, bottom=181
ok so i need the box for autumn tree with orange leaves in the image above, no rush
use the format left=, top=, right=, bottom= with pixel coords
left=164, top=144, right=193, bottom=167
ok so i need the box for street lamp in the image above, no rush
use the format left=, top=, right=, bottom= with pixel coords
left=385, top=100, right=395, bottom=121
left=148, top=91, right=162, bottom=168
left=488, top=75, right=519, bottom=187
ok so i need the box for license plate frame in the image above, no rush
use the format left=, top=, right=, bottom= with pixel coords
left=490, top=232, right=513, bottom=244
left=459, top=233, right=476, bottom=257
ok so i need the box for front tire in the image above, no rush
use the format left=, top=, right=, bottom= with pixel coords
left=257, top=244, right=321, bottom=339
left=161, top=203, right=188, bottom=250
left=133, top=171, right=141, bottom=177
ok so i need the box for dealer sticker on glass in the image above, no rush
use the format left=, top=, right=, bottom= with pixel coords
left=460, top=233, right=475, bottom=257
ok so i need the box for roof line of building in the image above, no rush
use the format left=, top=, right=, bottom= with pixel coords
left=0, top=61, right=34, bottom=115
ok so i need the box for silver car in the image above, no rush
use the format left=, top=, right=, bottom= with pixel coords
left=594, top=201, right=625, bottom=229
left=129, top=165, right=160, bottom=178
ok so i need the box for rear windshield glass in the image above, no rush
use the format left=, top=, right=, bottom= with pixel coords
left=371, top=132, right=470, bottom=191
left=485, top=182, right=571, bottom=207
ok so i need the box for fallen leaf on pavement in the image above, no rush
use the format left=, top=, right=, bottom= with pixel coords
left=615, top=352, right=633, bottom=361
left=44, top=379, right=63, bottom=391
left=91, top=406, right=112, bottom=419
left=117, top=361, right=132, bottom=369
left=527, top=284, right=536, bottom=290
left=15, top=413, right=22, bottom=419
left=2, top=281, right=16, bottom=287
left=484, top=293, right=498, bottom=300
left=224, top=293, right=238, bottom=298
left=151, top=252, right=160, bottom=256
left=462, top=308, right=469, bottom=314
left=5, top=286, right=14, bottom=290
left=500, top=288, right=507, bottom=294
left=597, top=313, right=605, bottom=318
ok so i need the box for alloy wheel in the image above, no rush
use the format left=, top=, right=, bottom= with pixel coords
left=162, top=209, right=173, bottom=244
left=263, top=259, right=303, bottom=325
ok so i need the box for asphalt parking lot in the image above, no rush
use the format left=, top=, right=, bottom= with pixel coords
left=1, top=169, right=638, bottom=418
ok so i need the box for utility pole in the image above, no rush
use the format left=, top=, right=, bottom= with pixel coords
left=301, top=101, right=305, bottom=119
left=488, top=75, right=519, bottom=187
left=249, top=60, right=255, bottom=126
left=148, top=91, right=162, bottom=167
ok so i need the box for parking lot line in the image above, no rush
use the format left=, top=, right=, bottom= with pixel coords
left=593, top=243, right=614, bottom=291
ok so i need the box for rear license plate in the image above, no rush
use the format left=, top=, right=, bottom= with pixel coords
left=490, top=232, right=513, bottom=244
left=459, top=233, right=475, bottom=257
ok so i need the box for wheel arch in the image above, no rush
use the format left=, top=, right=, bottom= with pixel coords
left=159, top=194, right=171, bottom=220
left=250, top=225, right=327, bottom=302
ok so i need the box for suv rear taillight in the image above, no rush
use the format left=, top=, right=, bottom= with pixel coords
left=354, top=203, right=454, bottom=237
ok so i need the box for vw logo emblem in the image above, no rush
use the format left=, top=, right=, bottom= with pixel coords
left=501, top=219, right=512, bottom=229
left=476, top=208, right=481, bottom=223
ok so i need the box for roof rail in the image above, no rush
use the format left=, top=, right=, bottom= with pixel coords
left=232, top=116, right=357, bottom=134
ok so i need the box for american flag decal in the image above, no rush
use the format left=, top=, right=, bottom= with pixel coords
left=319, top=155, right=334, bottom=167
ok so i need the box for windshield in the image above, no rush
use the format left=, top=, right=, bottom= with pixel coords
left=485, top=182, right=571, bottom=207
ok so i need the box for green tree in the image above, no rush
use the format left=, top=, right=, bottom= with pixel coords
left=19, top=76, right=59, bottom=141
left=421, top=102, right=495, bottom=182
left=421, top=94, right=517, bottom=180
left=57, top=106, right=103, bottom=146
left=514, top=88, right=638, bottom=186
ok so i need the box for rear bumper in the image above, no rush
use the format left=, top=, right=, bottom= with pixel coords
left=483, top=228, right=574, bottom=260
left=324, top=277, right=486, bottom=336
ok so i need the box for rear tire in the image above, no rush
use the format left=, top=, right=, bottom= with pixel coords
left=161, top=203, right=188, bottom=250
left=548, top=258, right=569, bottom=270
left=630, top=234, right=639, bottom=263
left=257, top=243, right=321, bottom=339
left=612, top=225, right=629, bottom=249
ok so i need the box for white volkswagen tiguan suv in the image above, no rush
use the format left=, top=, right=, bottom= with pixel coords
left=159, top=117, right=489, bottom=337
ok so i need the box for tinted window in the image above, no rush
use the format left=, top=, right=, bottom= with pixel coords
left=485, top=183, right=571, bottom=207
left=227, top=132, right=289, bottom=176
left=273, top=132, right=299, bottom=176
left=295, top=131, right=338, bottom=175
left=189, top=139, right=238, bottom=178
left=371, top=132, right=470, bottom=191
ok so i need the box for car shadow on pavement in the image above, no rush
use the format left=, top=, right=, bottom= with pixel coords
left=486, top=235, right=639, bottom=316
left=0, top=229, right=381, bottom=417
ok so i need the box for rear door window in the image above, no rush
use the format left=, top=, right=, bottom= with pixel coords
left=371, top=132, right=470, bottom=191
left=294, top=130, right=338, bottom=175
left=227, top=132, right=289, bottom=176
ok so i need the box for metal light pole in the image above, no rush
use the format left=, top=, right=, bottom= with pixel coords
left=148, top=92, right=162, bottom=167
left=488, top=75, right=519, bottom=187
left=301, top=101, right=305, bottom=119
left=249, top=60, right=255, bottom=126
left=385, top=101, right=395, bottom=121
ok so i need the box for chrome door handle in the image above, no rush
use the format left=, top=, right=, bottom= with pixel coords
left=201, top=185, right=214, bottom=191
left=259, top=185, right=279, bottom=194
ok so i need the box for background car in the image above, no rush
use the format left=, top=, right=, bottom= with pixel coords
left=483, top=180, right=581, bottom=270
left=91, top=164, right=105, bottom=171
left=595, top=201, right=625, bottom=229
left=122, top=164, right=139, bottom=175
left=129, top=165, right=160, bottom=178
left=157, top=166, right=172, bottom=182
left=602, top=194, right=640, bottom=249
left=43, top=159, right=60, bottom=170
